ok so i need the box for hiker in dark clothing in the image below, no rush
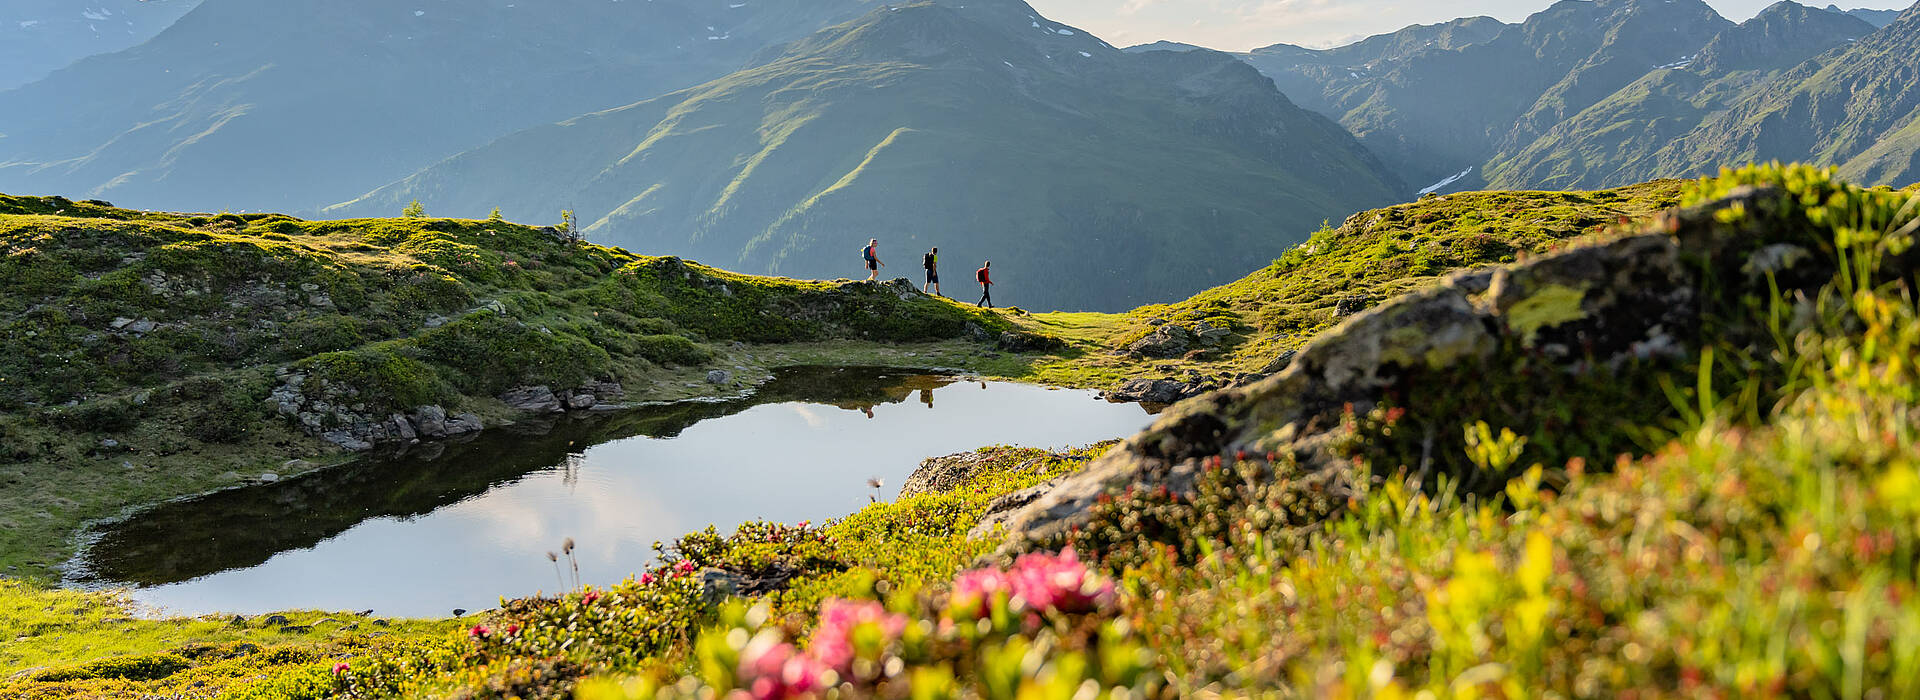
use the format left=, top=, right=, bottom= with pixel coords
left=976, top=260, right=993, bottom=308
left=863, top=239, right=884, bottom=281
left=923, top=247, right=941, bottom=296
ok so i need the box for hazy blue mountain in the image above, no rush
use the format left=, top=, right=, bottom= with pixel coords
left=1827, top=4, right=1903, bottom=26
left=1239, top=0, right=1731, bottom=191
left=1240, top=16, right=1507, bottom=118
left=0, top=0, right=883, bottom=214
left=1124, top=41, right=1209, bottom=53
left=332, top=0, right=1406, bottom=312
left=0, top=0, right=202, bottom=91
left=1485, top=1, right=1878, bottom=189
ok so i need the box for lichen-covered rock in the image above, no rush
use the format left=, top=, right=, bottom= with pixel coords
left=987, top=186, right=1828, bottom=551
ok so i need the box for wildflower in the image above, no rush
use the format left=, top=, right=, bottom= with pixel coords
left=582, top=590, right=601, bottom=605
left=948, top=548, right=1115, bottom=619
left=638, top=573, right=657, bottom=586
left=331, top=662, right=350, bottom=677
left=737, top=632, right=831, bottom=699
left=469, top=624, right=491, bottom=639
left=807, top=599, right=907, bottom=675
left=503, top=623, right=521, bottom=636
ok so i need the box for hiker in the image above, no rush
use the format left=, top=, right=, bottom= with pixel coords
left=922, top=246, right=941, bottom=296
left=863, top=238, right=884, bottom=281
left=976, top=260, right=993, bottom=308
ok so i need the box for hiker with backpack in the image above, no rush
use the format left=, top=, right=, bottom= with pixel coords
left=862, top=239, right=884, bottom=281
left=976, top=260, right=993, bottom=308
left=922, top=246, right=941, bottom=296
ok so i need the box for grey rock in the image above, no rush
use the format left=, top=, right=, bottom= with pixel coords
left=99, top=438, right=119, bottom=449
left=389, top=414, right=417, bottom=440
left=261, top=614, right=290, bottom=626
left=500, top=386, right=563, bottom=414
left=424, top=315, right=449, bottom=328
left=446, top=413, right=483, bottom=435
left=411, top=406, right=449, bottom=438
left=1125, top=325, right=1194, bottom=358
left=322, top=431, right=373, bottom=451
left=1106, top=377, right=1211, bottom=405
left=699, top=568, right=743, bottom=607
left=109, top=317, right=135, bottom=330
left=566, top=393, right=596, bottom=410
left=282, top=459, right=316, bottom=471
left=706, top=370, right=733, bottom=385
left=1259, top=350, right=1298, bottom=375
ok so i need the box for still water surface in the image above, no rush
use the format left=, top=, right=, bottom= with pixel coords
left=69, top=367, right=1149, bottom=617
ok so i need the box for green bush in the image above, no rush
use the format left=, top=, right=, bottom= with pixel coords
left=413, top=312, right=610, bottom=394
left=631, top=334, right=712, bottom=366
left=31, top=653, right=190, bottom=682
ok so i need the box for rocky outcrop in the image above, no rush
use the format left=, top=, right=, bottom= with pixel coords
left=986, top=186, right=1841, bottom=550
left=268, top=372, right=622, bottom=452
left=500, top=386, right=564, bottom=414
left=1102, top=377, right=1216, bottom=405
left=1124, top=325, right=1193, bottom=358
left=901, top=450, right=1048, bottom=497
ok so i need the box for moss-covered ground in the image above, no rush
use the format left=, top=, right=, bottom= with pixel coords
left=5, top=167, right=1919, bottom=697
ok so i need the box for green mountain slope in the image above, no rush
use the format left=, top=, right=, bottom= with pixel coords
left=1483, top=1, right=1877, bottom=189
left=0, top=0, right=882, bottom=214
left=330, top=0, right=1406, bottom=312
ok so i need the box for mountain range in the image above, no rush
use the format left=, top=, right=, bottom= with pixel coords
left=0, top=0, right=202, bottom=91
left=0, top=0, right=887, bottom=214
left=1243, top=0, right=1918, bottom=192
left=328, top=0, right=1406, bottom=312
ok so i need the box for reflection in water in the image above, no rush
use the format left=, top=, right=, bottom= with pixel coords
left=70, top=367, right=1149, bottom=617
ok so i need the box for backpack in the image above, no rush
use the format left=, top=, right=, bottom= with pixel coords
left=923, top=253, right=936, bottom=270
left=976, top=267, right=989, bottom=283
left=862, top=245, right=875, bottom=262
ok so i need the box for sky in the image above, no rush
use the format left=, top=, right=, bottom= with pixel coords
left=1026, top=0, right=1913, bottom=52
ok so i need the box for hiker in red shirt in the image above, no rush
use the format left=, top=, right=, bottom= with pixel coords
left=975, top=261, right=993, bottom=308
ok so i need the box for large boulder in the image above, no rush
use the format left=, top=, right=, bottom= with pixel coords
left=985, top=186, right=1832, bottom=551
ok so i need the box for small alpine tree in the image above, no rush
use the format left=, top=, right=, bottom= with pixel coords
left=402, top=200, right=426, bottom=218
left=488, top=207, right=504, bottom=223
left=558, top=209, right=579, bottom=242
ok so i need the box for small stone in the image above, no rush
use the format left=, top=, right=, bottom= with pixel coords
left=100, top=438, right=119, bottom=449
left=706, top=370, right=733, bottom=385
left=259, top=473, right=280, bottom=483
left=109, top=317, right=135, bottom=329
